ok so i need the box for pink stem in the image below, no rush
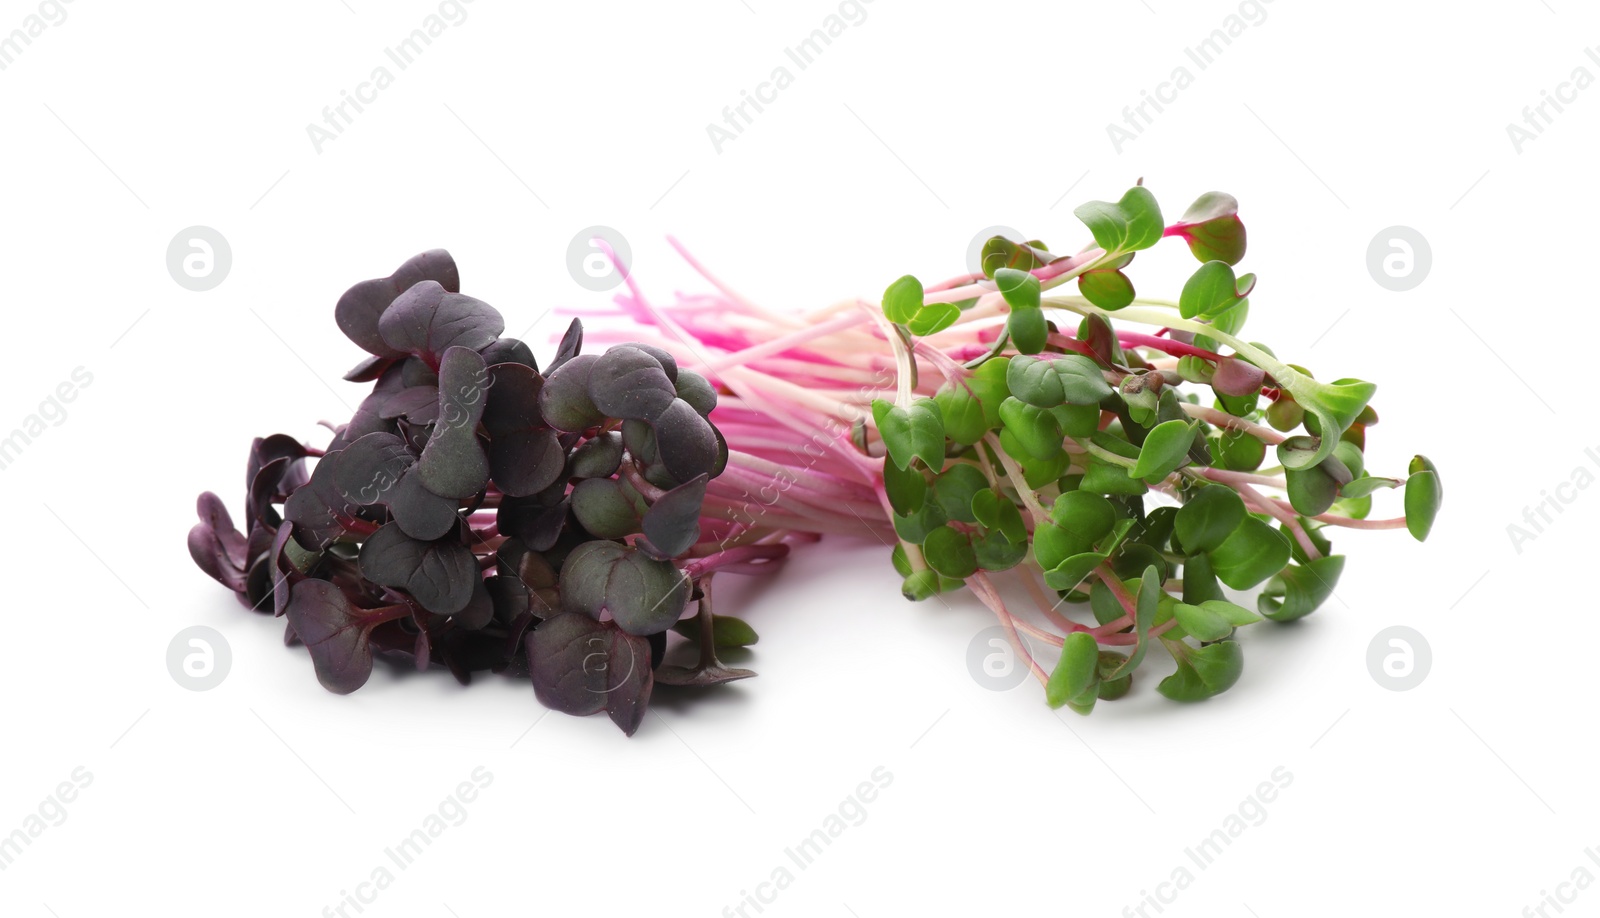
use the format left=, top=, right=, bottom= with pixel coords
left=1233, top=482, right=1322, bottom=560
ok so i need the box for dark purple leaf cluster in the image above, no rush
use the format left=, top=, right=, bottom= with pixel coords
left=187, top=250, right=747, bottom=735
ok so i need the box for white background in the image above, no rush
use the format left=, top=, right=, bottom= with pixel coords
left=1, top=1, right=1594, bottom=916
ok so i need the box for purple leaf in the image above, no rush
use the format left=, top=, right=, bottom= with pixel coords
left=335, top=250, right=461, bottom=359
left=588, top=345, right=676, bottom=422
left=284, top=579, right=378, bottom=694
left=482, top=363, right=564, bottom=498
left=377, top=280, right=504, bottom=370
left=357, top=522, right=479, bottom=615
left=188, top=492, right=248, bottom=593
left=548, top=317, right=583, bottom=372
left=416, top=346, right=491, bottom=499
left=525, top=612, right=652, bottom=735
left=559, top=540, right=691, bottom=636
left=652, top=398, right=719, bottom=485
left=640, top=473, right=708, bottom=559
left=1211, top=356, right=1265, bottom=398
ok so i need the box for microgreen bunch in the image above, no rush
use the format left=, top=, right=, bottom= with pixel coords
left=598, top=185, right=1442, bottom=712
left=189, top=251, right=791, bottom=735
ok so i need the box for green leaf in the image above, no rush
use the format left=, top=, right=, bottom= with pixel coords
left=1133, top=505, right=1178, bottom=551
left=1172, top=192, right=1246, bottom=265
left=1078, top=269, right=1135, bottom=310
left=1051, top=490, right=1117, bottom=543
left=1094, top=572, right=1158, bottom=687
left=1046, top=632, right=1101, bottom=713
left=1052, top=402, right=1101, bottom=438
left=1174, top=485, right=1247, bottom=553
left=1275, top=433, right=1318, bottom=464
left=1201, top=599, right=1261, bottom=626
left=1334, top=493, right=1371, bottom=520
left=1208, top=517, right=1291, bottom=590
left=1007, top=356, right=1066, bottom=408
left=1034, top=522, right=1094, bottom=571
left=1341, top=475, right=1400, bottom=499
left=901, top=569, right=941, bottom=601
left=1120, top=376, right=1160, bottom=428
left=1157, top=641, right=1244, bottom=701
left=934, top=384, right=990, bottom=446
left=1019, top=450, right=1072, bottom=490
left=890, top=542, right=911, bottom=576
left=1043, top=551, right=1109, bottom=592
left=1181, top=552, right=1226, bottom=605
left=994, top=267, right=1041, bottom=311
left=908, top=301, right=960, bottom=336
left=673, top=614, right=760, bottom=648
left=1332, top=440, right=1365, bottom=480
left=1129, top=419, right=1197, bottom=480
left=1113, top=543, right=1169, bottom=582
left=891, top=496, right=947, bottom=543
left=1259, top=555, right=1345, bottom=622
left=882, top=274, right=923, bottom=325
left=1054, top=355, right=1114, bottom=405
left=1097, top=651, right=1133, bottom=700
left=882, top=459, right=927, bottom=516
left=1275, top=378, right=1377, bottom=471
left=1103, top=567, right=1161, bottom=680
left=1007, top=306, right=1048, bottom=354
left=1173, top=602, right=1233, bottom=642
left=973, top=530, right=1027, bottom=571
left=922, top=525, right=978, bottom=579
left=1089, top=578, right=1126, bottom=626
left=933, top=463, right=988, bottom=523
left=1286, top=463, right=1342, bottom=517
left=965, top=357, right=1011, bottom=429
left=1074, top=185, right=1164, bottom=255
left=971, top=489, right=1027, bottom=543
left=997, top=397, right=1063, bottom=460
left=872, top=398, right=945, bottom=471
left=980, top=236, right=1045, bottom=278
left=1089, top=430, right=1140, bottom=461
left=1080, top=456, right=1147, bottom=496
left=1136, top=563, right=1161, bottom=624
left=1404, top=457, right=1442, bottom=542
left=1210, top=430, right=1266, bottom=471
left=1179, top=261, right=1243, bottom=320
left=1195, top=298, right=1250, bottom=353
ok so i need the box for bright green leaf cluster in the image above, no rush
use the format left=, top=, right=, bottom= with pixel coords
left=870, top=184, right=1440, bottom=718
